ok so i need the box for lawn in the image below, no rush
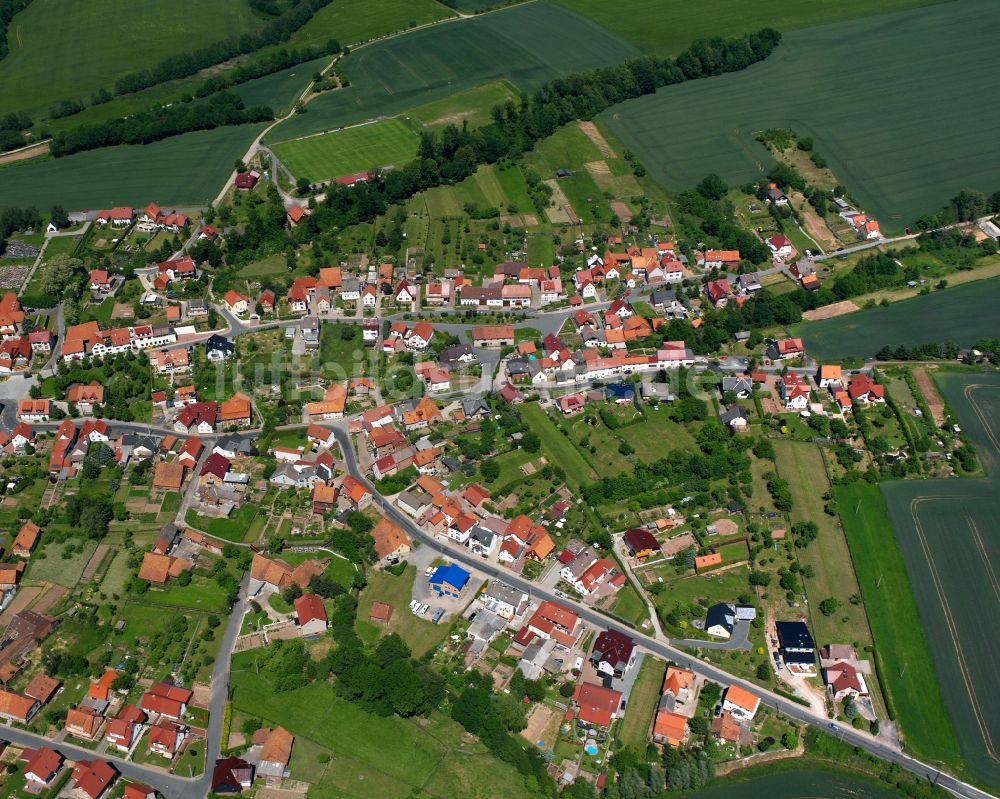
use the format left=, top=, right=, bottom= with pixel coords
left=231, top=652, right=544, bottom=799
left=24, top=539, right=99, bottom=588
left=273, top=118, right=421, bottom=183
left=230, top=651, right=445, bottom=783
left=185, top=504, right=260, bottom=543
left=0, top=0, right=262, bottom=118
left=0, top=123, right=266, bottom=210
left=600, top=0, right=1000, bottom=228
left=264, top=2, right=641, bottom=142
left=793, top=277, right=1000, bottom=361
left=618, top=655, right=665, bottom=749
left=519, top=402, right=597, bottom=487
left=771, top=440, right=873, bottom=653
left=617, top=406, right=697, bottom=461
left=159, top=492, right=181, bottom=514
left=318, top=320, right=373, bottom=381
left=355, top=565, right=448, bottom=657
left=877, top=371, right=1000, bottom=786
left=278, top=551, right=357, bottom=588
left=610, top=581, right=648, bottom=627
left=552, top=0, right=942, bottom=56
left=97, top=548, right=132, bottom=597
left=835, top=482, right=957, bottom=770
left=141, top=574, right=231, bottom=612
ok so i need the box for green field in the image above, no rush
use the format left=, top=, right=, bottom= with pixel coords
left=793, top=278, right=1000, bottom=361
left=0, top=0, right=261, bottom=118
left=407, top=80, right=519, bottom=129
left=671, top=769, right=907, bottom=799
left=0, top=123, right=264, bottom=210
left=230, top=649, right=542, bottom=799
left=232, top=55, right=331, bottom=113
left=600, top=0, right=1000, bottom=227
left=25, top=540, right=99, bottom=588
left=286, top=0, right=455, bottom=50
left=264, top=2, right=641, bottom=142
left=772, top=440, right=873, bottom=652
left=836, top=482, right=957, bottom=768
left=273, top=118, right=420, bottom=182
left=519, top=402, right=597, bottom=487
left=879, top=372, right=1000, bottom=788
left=554, top=0, right=941, bottom=56
left=618, top=655, right=665, bottom=749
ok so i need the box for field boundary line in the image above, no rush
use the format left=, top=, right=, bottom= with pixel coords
left=909, top=496, right=998, bottom=763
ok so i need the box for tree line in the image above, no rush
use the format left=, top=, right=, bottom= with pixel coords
left=50, top=92, right=273, bottom=157
left=192, top=41, right=340, bottom=99
left=0, top=110, right=33, bottom=152
left=112, top=0, right=336, bottom=96
left=293, top=27, right=781, bottom=234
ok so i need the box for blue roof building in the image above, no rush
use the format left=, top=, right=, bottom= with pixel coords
left=429, top=563, right=470, bottom=597
left=605, top=383, right=635, bottom=402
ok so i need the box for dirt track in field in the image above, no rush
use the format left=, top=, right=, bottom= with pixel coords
left=802, top=299, right=859, bottom=321
left=913, top=368, right=945, bottom=424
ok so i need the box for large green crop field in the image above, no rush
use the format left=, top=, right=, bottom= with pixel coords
left=0, top=123, right=264, bottom=210
left=264, top=2, right=641, bottom=142
left=599, top=0, right=1000, bottom=227
left=231, top=55, right=331, bottom=114
left=880, top=372, right=1000, bottom=788
left=554, top=0, right=942, bottom=56
left=792, top=277, right=1000, bottom=361
left=0, top=0, right=262, bottom=118
left=836, top=482, right=958, bottom=768
left=285, top=0, right=455, bottom=50
left=272, top=118, right=420, bottom=182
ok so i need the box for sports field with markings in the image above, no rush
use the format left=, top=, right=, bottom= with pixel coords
left=881, top=372, right=1000, bottom=787
left=272, top=119, right=420, bottom=183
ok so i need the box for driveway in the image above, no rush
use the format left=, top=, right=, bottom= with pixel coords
left=674, top=619, right=751, bottom=651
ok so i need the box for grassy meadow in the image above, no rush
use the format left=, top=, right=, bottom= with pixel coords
left=599, top=0, right=1000, bottom=227
left=273, top=118, right=420, bottom=182
left=792, top=277, right=1000, bottom=361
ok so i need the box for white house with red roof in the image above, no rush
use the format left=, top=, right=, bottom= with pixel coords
left=780, top=373, right=811, bottom=410
left=766, top=234, right=793, bottom=258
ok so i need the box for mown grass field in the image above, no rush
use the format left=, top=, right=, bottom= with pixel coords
left=553, top=0, right=942, bottom=56
left=0, top=123, right=264, bottom=210
left=0, top=0, right=262, bottom=118
left=879, top=371, right=1000, bottom=787
left=230, top=649, right=543, bottom=799
left=772, top=440, right=874, bottom=654
left=618, top=655, right=665, bottom=748
left=519, top=402, right=597, bottom=488
left=264, top=2, right=641, bottom=142
left=273, top=118, right=420, bottom=182
left=792, top=277, right=1000, bottom=361
left=599, top=0, right=1000, bottom=227
left=836, top=482, right=958, bottom=769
